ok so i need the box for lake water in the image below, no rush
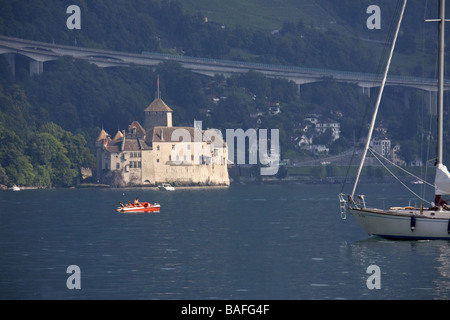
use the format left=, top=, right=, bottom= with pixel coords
left=1, top=183, right=450, bottom=300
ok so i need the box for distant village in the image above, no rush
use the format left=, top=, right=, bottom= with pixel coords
left=291, top=113, right=421, bottom=168
left=206, top=94, right=421, bottom=169
left=290, top=113, right=414, bottom=166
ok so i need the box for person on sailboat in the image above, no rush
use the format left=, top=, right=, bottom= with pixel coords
left=435, top=195, right=449, bottom=209
left=435, top=195, right=445, bottom=206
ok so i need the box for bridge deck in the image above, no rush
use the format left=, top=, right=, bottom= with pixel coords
left=0, top=35, right=447, bottom=91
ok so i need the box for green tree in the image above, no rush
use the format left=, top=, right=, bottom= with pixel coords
left=52, top=152, right=77, bottom=187
left=399, top=140, right=419, bottom=165
left=240, top=71, right=271, bottom=100
left=311, top=165, right=326, bottom=178
left=27, top=131, right=77, bottom=187
left=325, top=164, right=340, bottom=177
left=0, top=165, right=7, bottom=185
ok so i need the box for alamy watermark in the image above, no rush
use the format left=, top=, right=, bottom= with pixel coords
left=66, top=5, right=81, bottom=30
left=366, top=264, right=381, bottom=290
left=66, top=265, right=81, bottom=290
left=171, top=121, right=280, bottom=175
left=366, top=5, right=381, bottom=30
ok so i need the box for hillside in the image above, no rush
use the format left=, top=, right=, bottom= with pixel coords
left=0, top=0, right=441, bottom=74
left=0, top=0, right=448, bottom=187
left=180, top=0, right=351, bottom=34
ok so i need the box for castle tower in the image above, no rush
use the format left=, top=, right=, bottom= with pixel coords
left=144, top=98, right=173, bottom=131
left=95, top=129, right=109, bottom=181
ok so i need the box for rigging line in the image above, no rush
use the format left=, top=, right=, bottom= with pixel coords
left=368, top=147, right=434, bottom=188
left=424, top=0, right=430, bottom=22
left=351, top=0, right=408, bottom=199
left=371, top=0, right=402, bottom=82
left=423, top=12, right=438, bottom=201
left=368, top=148, right=433, bottom=205
left=340, top=0, right=404, bottom=193
left=420, top=0, right=431, bottom=201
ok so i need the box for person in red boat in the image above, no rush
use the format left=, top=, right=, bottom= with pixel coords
left=134, top=197, right=141, bottom=207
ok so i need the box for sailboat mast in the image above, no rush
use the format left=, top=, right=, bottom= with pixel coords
left=351, top=0, right=408, bottom=199
left=437, top=0, right=445, bottom=165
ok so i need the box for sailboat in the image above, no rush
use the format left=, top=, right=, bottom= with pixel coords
left=339, top=0, right=450, bottom=240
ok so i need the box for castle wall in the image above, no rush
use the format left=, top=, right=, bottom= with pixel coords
left=149, top=141, right=229, bottom=186
left=97, top=140, right=229, bottom=186
left=141, top=149, right=155, bottom=184
left=153, top=163, right=229, bottom=186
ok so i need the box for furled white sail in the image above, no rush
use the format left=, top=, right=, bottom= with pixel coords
left=435, top=163, right=450, bottom=195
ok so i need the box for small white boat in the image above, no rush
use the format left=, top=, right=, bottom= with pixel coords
left=158, top=183, right=175, bottom=191
left=11, top=185, right=20, bottom=191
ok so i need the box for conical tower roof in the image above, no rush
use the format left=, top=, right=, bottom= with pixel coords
left=112, top=130, right=124, bottom=141
left=96, top=129, right=108, bottom=141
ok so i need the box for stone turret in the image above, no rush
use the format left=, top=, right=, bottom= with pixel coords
left=144, top=98, right=173, bottom=131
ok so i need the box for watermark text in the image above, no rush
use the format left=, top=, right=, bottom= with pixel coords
left=366, top=5, right=381, bottom=30
left=366, top=264, right=381, bottom=289
left=66, top=5, right=81, bottom=30
left=170, top=121, right=280, bottom=175
left=66, top=265, right=81, bottom=289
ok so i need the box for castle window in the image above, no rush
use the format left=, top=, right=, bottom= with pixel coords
left=172, top=145, right=175, bottom=150
left=157, top=159, right=160, bottom=163
left=116, top=163, right=120, bottom=169
left=138, top=161, right=141, bottom=168
left=157, top=145, right=160, bottom=151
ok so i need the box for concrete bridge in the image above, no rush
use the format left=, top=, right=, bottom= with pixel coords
left=0, top=35, right=447, bottom=96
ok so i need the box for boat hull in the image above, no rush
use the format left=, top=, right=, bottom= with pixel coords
left=349, top=208, right=450, bottom=240
left=158, top=184, right=175, bottom=191
left=117, top=203, right=160, bottom=213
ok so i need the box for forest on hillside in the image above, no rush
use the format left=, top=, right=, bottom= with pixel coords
left=0, top=0, right=448, bottom=187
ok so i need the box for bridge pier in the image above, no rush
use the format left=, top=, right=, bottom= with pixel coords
left=361, top=86, right=371, bottom=97
left=4, top=53, right=15, bottom=76
left=425, top=90, right=437, bottom=115
left=29, top=60, right=43, bottom=76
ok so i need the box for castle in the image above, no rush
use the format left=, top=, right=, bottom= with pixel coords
left=95, top=97, right=230, bottom=187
